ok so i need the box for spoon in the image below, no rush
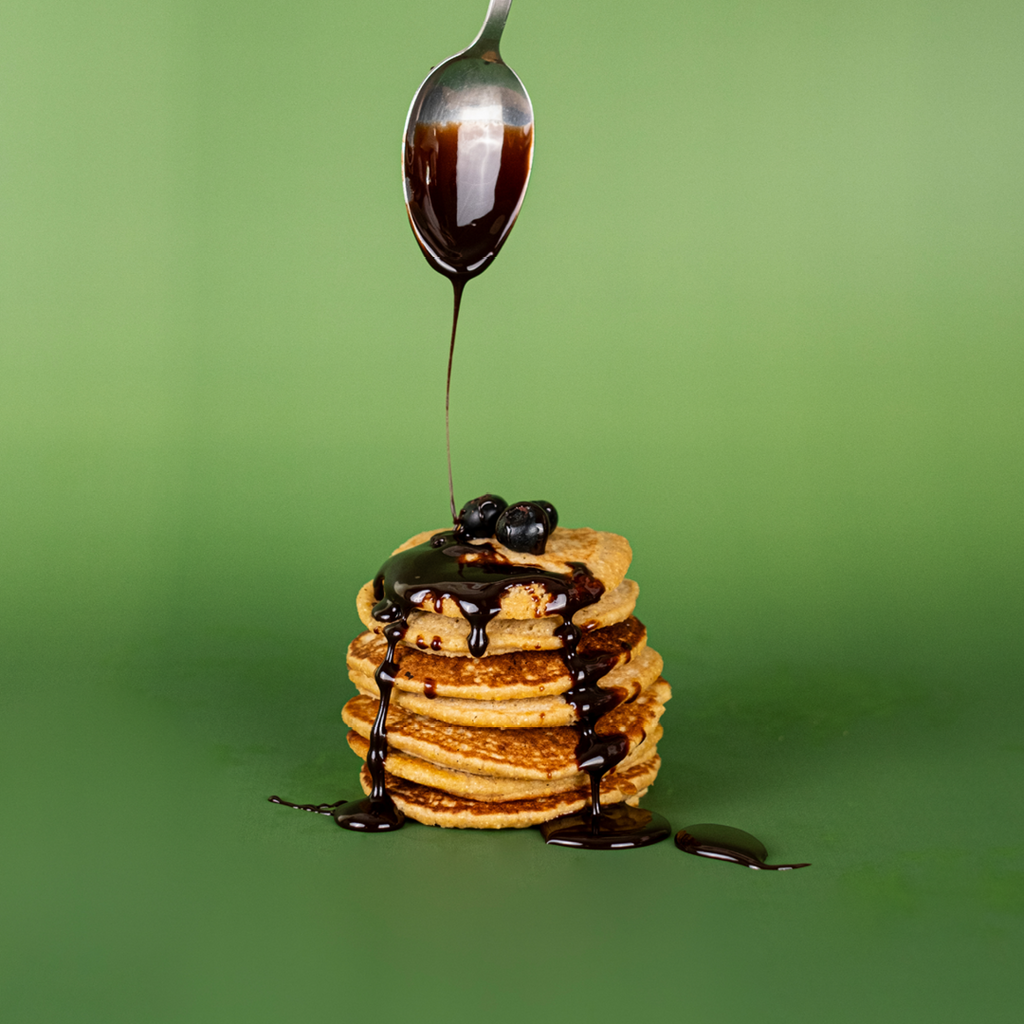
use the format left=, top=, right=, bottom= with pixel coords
left=402, top=0, right=534, bottom=282
left=401, top=0, right=535, bottom=521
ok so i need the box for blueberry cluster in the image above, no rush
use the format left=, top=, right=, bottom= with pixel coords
left=456, top=494, right=559, bottom=555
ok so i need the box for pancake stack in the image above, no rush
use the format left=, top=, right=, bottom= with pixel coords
left=343, top=526, right=670, bottom=828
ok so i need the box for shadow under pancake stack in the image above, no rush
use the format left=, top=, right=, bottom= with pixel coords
left=337, top=501, right=673, bottom=845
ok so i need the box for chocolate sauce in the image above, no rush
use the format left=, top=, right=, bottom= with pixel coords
left=371, top=532, right=603, bottom=659
left=268, top=796, right=349, bottom=815
left=539, top=619, right=670, bottom=848
left=273, top=80, right=671, bottom=850
left=558, top=620, right=628, bottom=825
left=541, top=803, right=672, bottom=850
left=675, top=824, right=811, bottom=870
left=443, top=279, right=464, bottom=521
left=404, top=121, right=533, bottom=282
left=334, top=622, right=406, bottom=832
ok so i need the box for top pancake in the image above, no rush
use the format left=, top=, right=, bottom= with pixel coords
left=383, top=527, right=632, bottom=621
left=356, top=578, right=639, bottom=657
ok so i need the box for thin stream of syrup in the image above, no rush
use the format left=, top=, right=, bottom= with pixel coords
left=445, top=279, right=465, bottom=522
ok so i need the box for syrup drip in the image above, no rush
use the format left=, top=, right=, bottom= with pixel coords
left=333, top=621, right=406, bottom=832
left=540, top=619, right=670, bottom=849
left=268, top=796, right=349, bottom=815
left=675, top=824, right=811, bottom=870
left=558, top=620, right=628, bottom=830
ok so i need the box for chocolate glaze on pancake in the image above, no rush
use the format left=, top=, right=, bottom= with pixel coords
left=371, top=531, right=604, bottom=659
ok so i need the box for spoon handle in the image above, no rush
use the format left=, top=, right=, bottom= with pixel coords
left=467, top=0, right=514, bottom=58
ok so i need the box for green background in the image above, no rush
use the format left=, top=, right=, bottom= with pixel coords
left=2, top=0, right=1021, bottom=1020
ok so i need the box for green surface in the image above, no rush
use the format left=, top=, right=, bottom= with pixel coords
left=2, top=1, right=1022, bottom=1021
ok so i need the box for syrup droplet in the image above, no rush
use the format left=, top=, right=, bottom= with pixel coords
left=675, top=824, right=810, bottom=870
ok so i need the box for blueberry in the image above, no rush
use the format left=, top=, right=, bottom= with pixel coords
left=456, top=493, right=507, bottom=539
left=495, top=501, right=551, bottom=555
left=529, top=500, right=558, bottom=530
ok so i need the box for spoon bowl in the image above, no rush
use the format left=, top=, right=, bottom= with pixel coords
left=402, top=0, right=534, bottom=280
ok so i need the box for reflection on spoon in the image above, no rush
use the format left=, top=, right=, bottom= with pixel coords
left=675, top=824, right=811, bottom=870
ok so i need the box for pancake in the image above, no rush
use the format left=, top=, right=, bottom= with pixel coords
left=356, top=578, right=639, bottom=656
left=347, top=616, right=647, bottom=700
left=360, top=754, right=662, bottom=829
left=342, top=679, right=671, bottom=781
left=350, top=646, right=664, bottom=728
left=347, top=726, right=662, bottom=801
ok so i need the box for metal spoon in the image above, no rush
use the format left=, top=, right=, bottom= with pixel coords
left=402, top=0, right=534, bottom=281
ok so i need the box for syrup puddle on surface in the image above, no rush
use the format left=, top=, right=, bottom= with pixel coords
left=268, top=795, right=404, bottom=832
left=541, top=804, right=673, bottom=850
left=675, top=823, right=810, bottom=870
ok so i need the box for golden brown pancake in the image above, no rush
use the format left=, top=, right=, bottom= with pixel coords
left=347, top=616, right=647, bottom=700
left=347, top=726, right=662, bottom=801
left=356, top=578, right=639, bottom=656
left=350, top=647, right=664, bottom=728
left=342, top=679, right=670, bottom=781
left=360, top=754, right=662, bottom=829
